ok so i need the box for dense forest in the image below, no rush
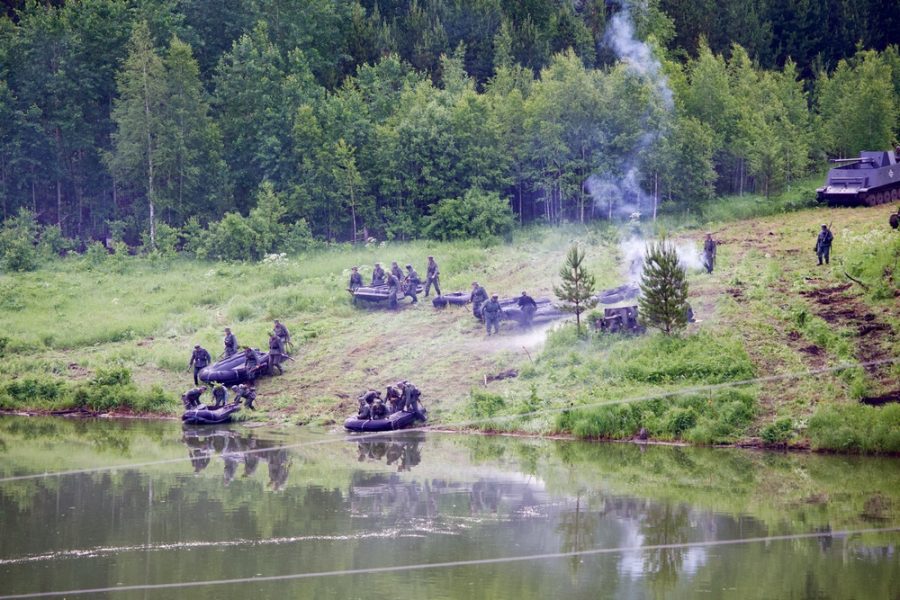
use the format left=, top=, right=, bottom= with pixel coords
left=0, top=0, right=898, bottom=255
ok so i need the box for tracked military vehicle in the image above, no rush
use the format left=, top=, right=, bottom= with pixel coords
left=816, top=149, right=900, bottom=207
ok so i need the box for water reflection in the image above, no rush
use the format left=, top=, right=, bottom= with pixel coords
left=353, top=432, right=424, bottom=472
left=181, top=427, right=292, bottom=490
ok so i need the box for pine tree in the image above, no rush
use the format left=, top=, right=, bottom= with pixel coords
left=638, top=239, right=689, bottom=335
left=554, top=244, right=597, bottom=335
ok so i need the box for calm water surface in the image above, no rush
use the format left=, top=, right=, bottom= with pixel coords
left=0, top=416, right=897, bottom=599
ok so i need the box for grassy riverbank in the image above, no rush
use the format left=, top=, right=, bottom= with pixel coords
left=0, top=198, right=897, bottom=452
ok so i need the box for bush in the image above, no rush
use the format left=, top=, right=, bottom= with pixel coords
left=808, top=404, right=900, bottom=453
left=423, top=189, right=515, bottom=242
left=761, top=417, right=794, bottom=445
left=0, top=208, right=39, bottom=272
left=467, top=389, right=506, bottom=418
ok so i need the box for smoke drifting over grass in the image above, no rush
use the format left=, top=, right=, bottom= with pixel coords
left=619, top=236, right=704, bottom=284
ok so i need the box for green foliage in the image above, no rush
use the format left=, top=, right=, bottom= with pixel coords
left=638, top=238, right=689, bottom=335
left=0, top=209, right=39, bottom=272
left=467, top=389, right=506, bottom=419
left=554, top=244, right=597, bottom=334
left=423, top=189, right=516, bottom=242
left=761, top=417, right=794, bottom=445
left=808, top=404, right=900, bottom=454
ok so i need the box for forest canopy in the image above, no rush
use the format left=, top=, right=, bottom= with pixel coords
left=0, top=0, right=897, bottom=250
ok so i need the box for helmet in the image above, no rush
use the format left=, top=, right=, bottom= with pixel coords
left=405, top=264, right=412, bottom=269
left=492, top=293, right=498, bottom=298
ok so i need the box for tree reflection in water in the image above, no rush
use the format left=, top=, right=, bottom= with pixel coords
left=180, top=428, right=292, bottom=490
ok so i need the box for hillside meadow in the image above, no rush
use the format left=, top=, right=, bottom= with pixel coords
left=0, top=200, right=897, bottom=452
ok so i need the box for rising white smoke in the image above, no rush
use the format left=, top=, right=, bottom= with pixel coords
left=619, top=235, right=705, bottom=284
left=587, top=3, right=674, bottom=220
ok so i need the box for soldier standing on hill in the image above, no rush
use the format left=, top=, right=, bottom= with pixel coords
left=372, top=262, right=386, bottom=286
left=267, top=332, right=285, bottom=375
left=273, top=319, right=291, bottom=351
left=482, top=294, right=502, bottom=336
left=223, top=327, right=238, bottom=357
left=189, top=344, right=211, bottom=385
left=424, top=256, right=441, bottom=297
left=348, top=266, right=363, bottom=291
left=815, top=224, right=834, bottom=265
left=470, top=281, right=488, bottom=320
left=703, top=233, right=717, bottom=274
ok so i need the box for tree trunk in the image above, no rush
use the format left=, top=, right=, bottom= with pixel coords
left=143, top=57, right=156, bottom=247
left=653, top=171, right=658, bottom=222
left=350, top=186, right=357, bottom=242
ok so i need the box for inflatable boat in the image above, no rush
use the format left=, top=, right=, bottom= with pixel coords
left=199, top=349, right=268, bottom=386
left=343, top=408, right=426, bottom=432
left=182, top=402, right=243, bottom=425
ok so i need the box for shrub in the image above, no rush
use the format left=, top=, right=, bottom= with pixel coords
left=467, top=389, right=506, bottom=418
left=639, top=238, right=689, bottom=335
left=761, top=417, right=794, bottom=445
left=423, top=189, right=515, bottom=242
left=0, top=208, right=39, bottom=272
left=808, top=404, right=900, bottom=453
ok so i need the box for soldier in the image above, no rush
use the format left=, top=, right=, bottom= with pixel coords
left=181, top=386, right=206, bottom=410
left=516, top=291, right=538, bottom=328
left=211, top=384, right=227, bottom=409
left=357, top=397, right=372, bottom=420
left=348, top=266, right=363, bottom=291
left=232, top=384, right=256, bottom=409
left=400, top=380, right=421, bottom=413
left=482, top=293, right=502, bottom=336
left=470, top=281, right=488, bottom=320
left=370, top=398, right=389, bottom=420
left=703, top=233, right=717, bottom=274
left=358, top=389, right=381, bottom=406
left=372, top=262, right=386, bottom=286
left=386, top=271, right=400, bottom=309
left=424, top=256, right=441, bottom=297
left=267, top=332, right=285, bottom=375
left=404, top=264, right=420, bottom=304
left=390, top=261, right=404, bottom=282
left=223, top=327, right=238, bottom=358
left=273, top=319, right=291, bottom=349
left=188, top=344, right=211, bottom=385
left=385, top=385, right=403, bottom=413
left=243, top=347, right=259, bottom=381
left=815, top=224, right=834, bottom=265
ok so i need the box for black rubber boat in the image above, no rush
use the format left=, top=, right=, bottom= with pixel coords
left=182, top=402, right=242, bottom=425
left=343, top=409, right=426, bottom=432
left=199, top=349, right=268, bottom=386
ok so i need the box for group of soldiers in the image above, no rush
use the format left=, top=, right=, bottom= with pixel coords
left=470, top=281, right=538, bottom=336
left=356, top=381, right=422, bottom=420
left=349, top=256, right=441, bottom=308
left=183, top=319, right=294, bottom=412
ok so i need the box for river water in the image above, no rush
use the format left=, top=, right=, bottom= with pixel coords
left=0, top=416, right=897, bottom=599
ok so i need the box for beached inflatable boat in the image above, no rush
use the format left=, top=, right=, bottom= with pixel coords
left=182, top=402, right=242, bottom=425
left=343, top=408, right=426, bottom=432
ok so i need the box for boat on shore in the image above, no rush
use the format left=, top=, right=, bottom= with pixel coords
left=182, top=402, right=242, bottom=425
left=343, top=408, right=426, bottom=432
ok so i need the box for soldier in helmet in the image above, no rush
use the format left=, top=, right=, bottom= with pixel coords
left=390, top=261, right=404, bottom=282
left=371, top=262, right=386, bottom=286
left=370, top=397, right=388, bottom=420
left=424, top=256, right=441, bottom=297
left=232, top=384, right=256, bottom=409
left=181, top=386, right=206, bottom=410
left=470, top=281, right=488, bottom=320
left=242, top=347, right=259, bottom=381
left=815, top=224, right=834, bottom=265
left=386, top=271, right=400, bottom=309
left=267, top=332, right=285, bottom=375
left=348, top=266, right=363, bottom=292
left=702, top=233, right=717, bottom=274
left=399, top=381, right=421, bottom=413
left=404, top=264, right=420, bottom=304
left=223, top=327, right=238, bottom=358
left=273, top=319, right=291, bottom=349
left=211, top=383, right=227, bottom=409
left=516, top=291, right=538, bottom=328
left=482, top=293, right=503, bottom=336
left=385, top=385, right=403, bottom=413
left=188, top=344, right=211, bottom=385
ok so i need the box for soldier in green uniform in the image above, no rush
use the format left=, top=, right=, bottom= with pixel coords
left=348, top=266, right=363, bottom=291
left=181, top=387, right=206, bottom=410
left=370, top=398, right=388, bottom=420
left=211, top=384, right=227, bottom=408
left=404, top=264, right=420, bottom=304
left=242, top=347, right=259, bottom=381
left=390, top=261, right=404, bottom=282
left=223, top=328, right=238, bottom=357
left=482, top=293, right=502, bottom=336
left=273, top=319, right=291, bottom=349
left=516, top=291, right=538, bottom=328
left=815, top=224, right=833, bottom=265
left=188, top=344, right=211, bottom=385
left=372, top=263, right=386, bottom=286
left=702, top=233, right=717, bottom=274
left=424, top=256, right=441, bottom=297
left=386, top=272, right=400, bottom=309
left=231, top=384, right=256, bottom=409
left=470, top=281, right=488, bottom=320
left=385, top=385, right=403, bottom=413
left=267, top=332, right=285, bottom=375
